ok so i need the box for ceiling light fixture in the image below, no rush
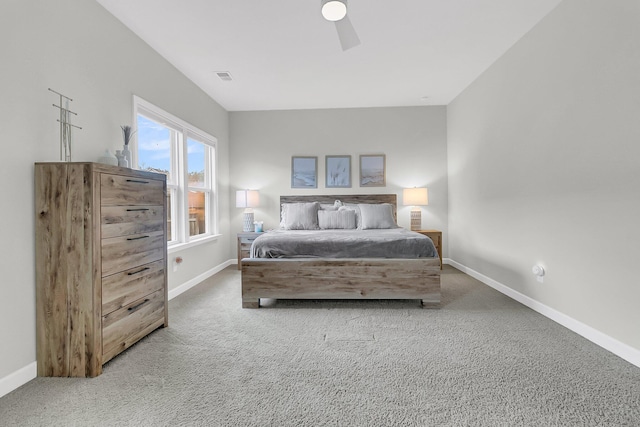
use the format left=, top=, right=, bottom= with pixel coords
left=321, top=0, right=347, bottom=22
left=321, top=0, right=360, bottom=50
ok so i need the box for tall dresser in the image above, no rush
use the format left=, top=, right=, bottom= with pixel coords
left=35, top=162, right=168, bottom=377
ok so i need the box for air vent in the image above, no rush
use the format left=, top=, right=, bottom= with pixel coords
left=215, top=71, right=233, bottom=81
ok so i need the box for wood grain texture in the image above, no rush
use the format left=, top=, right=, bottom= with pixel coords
left=237, top=232, right=261, bottom=271
left=35, top=163, right=97, bottom=376
left=241, top=194, right=440, bottom=308
left=90, top=167, right=103, bottom=376
left=101, top=230, right=165, bottom=276
left=35, top=162, right=168, bottom=377
left=280, top=194, right=398, bottom=219
left=416, top=230, right=443, bottom=270
left=102, top=289, right=165, bottom=363
left=242, top=258, right=440, bottom=308
left=101, top=205, right=164, bottom=238
left=101, top=173, right=165, bottom=206
left=161, top=176, right=169, bottom=327
left=102, top=259, right=165, bottom=315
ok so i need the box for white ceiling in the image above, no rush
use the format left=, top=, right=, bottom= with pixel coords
left=95, top=0, right=562, bottom=112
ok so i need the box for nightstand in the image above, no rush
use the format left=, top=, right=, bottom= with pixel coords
left=415, top=229, right=443, bottom=269
left=237, top=232, right=263, bottom=270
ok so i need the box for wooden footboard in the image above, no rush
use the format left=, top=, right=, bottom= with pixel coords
left=241, top=257, right=441, bottom=308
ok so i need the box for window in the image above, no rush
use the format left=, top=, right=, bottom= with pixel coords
left=133, top=96, right=218, bottom=246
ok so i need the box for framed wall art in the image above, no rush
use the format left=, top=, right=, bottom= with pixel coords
left=325, top=155, right=351, bottom=188
left=359, top=154, right=386, bottom=187
left=291, top=156, right=318, bottom=188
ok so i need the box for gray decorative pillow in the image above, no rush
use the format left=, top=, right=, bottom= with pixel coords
left=318, top=209, right=356, bottom=229
left=282, top=202, right=320, bottom=230
left=339, top=204, right=362, bottom=229
left=358, top=203, right=397, bottom=229
left=319, top=203, right=338, bottom=211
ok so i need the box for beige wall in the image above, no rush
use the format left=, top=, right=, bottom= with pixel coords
left=447, top=0, right=640, bottom=350
left=229, top=106, right=448, bottom=253
left=0, top=0, right=230, bottom=381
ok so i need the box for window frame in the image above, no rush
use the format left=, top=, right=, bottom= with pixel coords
left=184, top=133, right=215, bottom=240
left=133, top=96, right=219, bottom=249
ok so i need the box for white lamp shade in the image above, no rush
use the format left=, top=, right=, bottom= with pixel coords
left=236, top=190, right=260, bottom=208
left=403, top=188, right=429, bottom=206
left=321, top=0, right=347, bottom=21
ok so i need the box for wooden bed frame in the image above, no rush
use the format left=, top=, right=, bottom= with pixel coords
left=241, top=194, right=441, bottom=308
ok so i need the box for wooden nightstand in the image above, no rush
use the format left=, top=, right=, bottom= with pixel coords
left=237, top=232, right=263, bottom=270
left=415, top=229, right=443, bottom=269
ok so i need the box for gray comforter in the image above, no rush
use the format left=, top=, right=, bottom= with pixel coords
left=251, top=229, right=437, bottom=259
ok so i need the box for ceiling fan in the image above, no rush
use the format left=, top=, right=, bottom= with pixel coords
left=321, top=0, right=361, bottom=51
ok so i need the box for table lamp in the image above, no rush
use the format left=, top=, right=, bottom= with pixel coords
left=236, top=189, right=260, bottom=232
left=403, top=187, right=428, bottom=231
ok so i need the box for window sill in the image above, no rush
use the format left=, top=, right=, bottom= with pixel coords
left=168, top=234, right=222, bottom=254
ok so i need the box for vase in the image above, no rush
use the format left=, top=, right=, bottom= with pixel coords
left=98, top=149, right=118, bottom=166
left=122, top=145, right=132, bottom=168
left=115, top=150, right=128, bottom=168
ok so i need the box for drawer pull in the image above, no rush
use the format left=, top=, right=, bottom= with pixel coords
left=128, top=299, right=150, bottom=312
left=126, top=179, right=149, bottom=184
left=126, top=208, right=150, bottom=212
left=127, top=267, right=150, bottom=276
left=126, top=235, right=149, bottom=241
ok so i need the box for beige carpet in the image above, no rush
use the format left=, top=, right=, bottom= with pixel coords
left=1, top=265, right=639, bottom=426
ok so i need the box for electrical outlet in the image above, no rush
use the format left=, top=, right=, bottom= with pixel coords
left=532, top=265, right=545, bottom=283
left=173, top=256, right=183, bottom=272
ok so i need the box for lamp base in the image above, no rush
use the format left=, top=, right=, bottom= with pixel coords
left=410, top=209, right=421, bottom=231
left=242, top=211, right=254, bottom=232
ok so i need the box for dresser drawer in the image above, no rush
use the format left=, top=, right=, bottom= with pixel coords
left=102, top=260, right=165, bottom=315
left=101, top=205, right=164, bottom=239
left=101, top=230, right=165, bottom=277
left=102, top=289, right=165, bottom=362
left=101, top=173, right=165, bottom=206
left=239, top=237, right=257, bottom=245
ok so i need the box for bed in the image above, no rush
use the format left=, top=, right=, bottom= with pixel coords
left=241, top=194, right=441, bottom=308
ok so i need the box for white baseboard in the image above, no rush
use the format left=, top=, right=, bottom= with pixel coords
left=5, top=259, right=634, bottom=399
left=168, top=259, right=234, bottom=300
left=0, top=362, right=36, bottom=399
left=446, top=258, right=640, bottom=369
left=0, top=260, right=234, bottom=399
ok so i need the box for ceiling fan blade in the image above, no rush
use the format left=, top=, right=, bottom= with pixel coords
left=334, top=15, right=360, bottom=51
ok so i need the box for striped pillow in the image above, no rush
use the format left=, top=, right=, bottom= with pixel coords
left=318, top=209, right=356, bottom=229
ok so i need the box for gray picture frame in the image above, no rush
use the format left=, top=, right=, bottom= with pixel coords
left=325, top=155, right=352, bottom=188
left=359, top=154, right=386, bottom=187
left=291, top=156, right=318, bottom=188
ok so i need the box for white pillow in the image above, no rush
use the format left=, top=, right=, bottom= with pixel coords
left=319, top=203, right=338, bottom=211
left=358, top=203, right=397, bottom=229
left=339, top=204, right=362, bottom=229
left=318, top=209, right=356, bottom=229
left=281, top=202, right=320, bottom=230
